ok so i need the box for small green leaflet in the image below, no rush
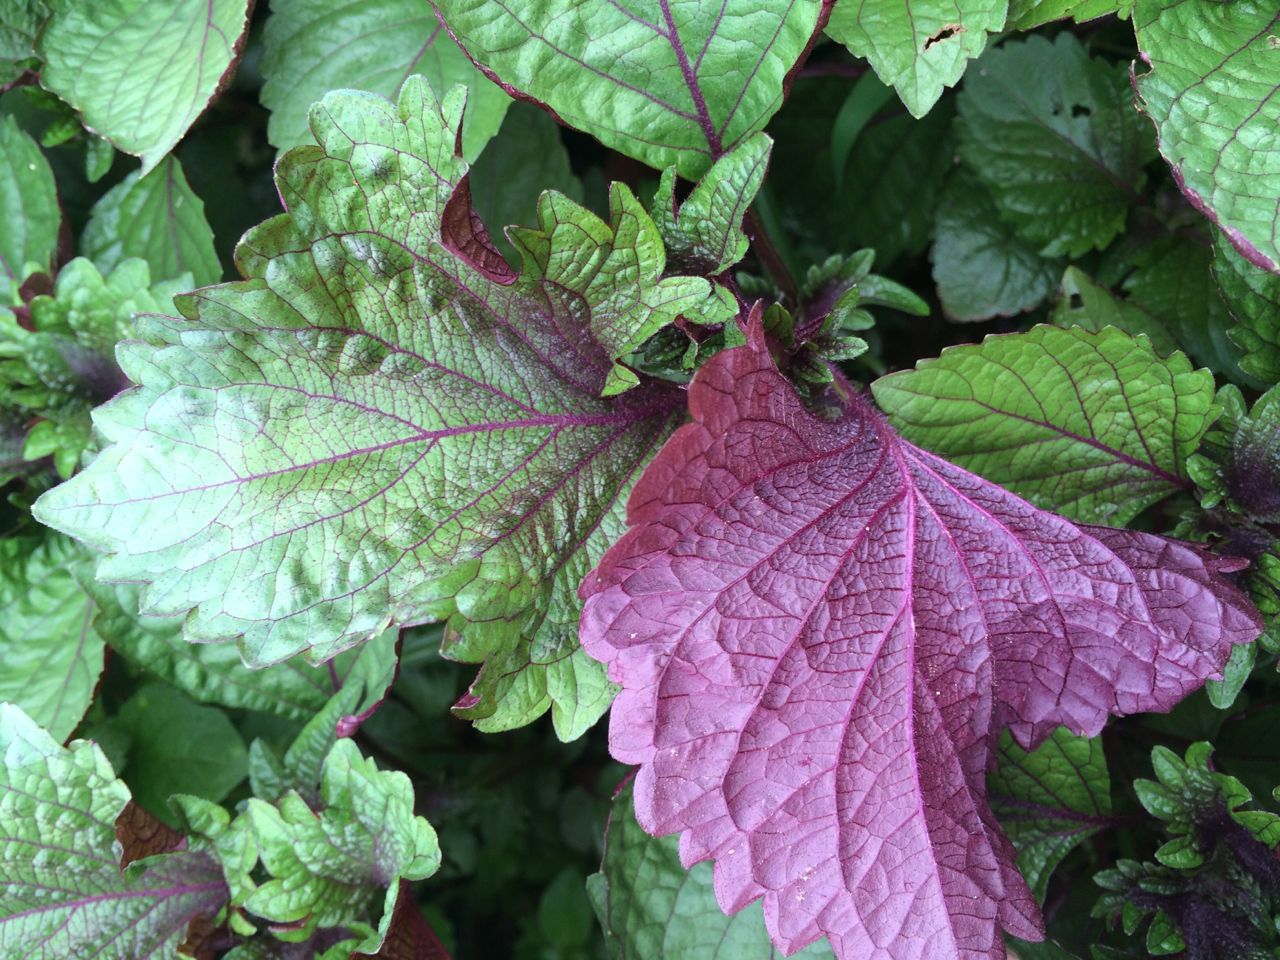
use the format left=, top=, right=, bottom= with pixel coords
left=872, top=325, right=1216, bottom=525
left=0, top=116, right=58, bottom=288
left=81, top=157, right=221, bottom=286
left=989, top=728, right=1112, bottom=903
left=957, top=34, right=1154, bottom=258
left=931, top=170, right=1061, bottom=321
left=261, top=0, right=508, bottom=161
left=826, top=0, right=1006, bottom=119
left=436, top=0, right=823, bottom=179
left=35, top=79, right=735, bottom=740
left=0, top=703, right=229, bottom=958
left=1134, top=0, right=1280, bottom=274
left=587, top=781, right=837, bottom=959
left=0, top=534, right=102, bottom=742
left=1214, top=231, right=1280, bottom=385
left=37, top=0, right=253, bottom=172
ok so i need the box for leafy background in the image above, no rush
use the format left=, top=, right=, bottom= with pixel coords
left=0, top=1, right=1278, bottom=958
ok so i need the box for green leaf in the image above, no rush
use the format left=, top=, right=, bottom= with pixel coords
left=469, top=102, right=583, bottom=265
left=114, top=683, right=248, bottom=822
left=0, top=115, right=58, bottom=285
left=1204, top=641, right=1256, bottom=710
left=81, top=157, right=221, bottom=286
left=436, top=0, right=824, bottom=179
left=871, top=325, right=1216, bottom=524
left=588, top=781, right=838, bottom=959
left=92, top=580, right=398, bottom=723
left=989, top=728, right=1111, bottom=903
left=240, top=738, right=440, bottom=941
left=37, top=0, right=253, bottom=172
left=1134, top=0, right=1280, bottom=273
left=650, top=134, right=770, bottom=276
left=1050, top=266, right=1180, bottom=357
left=931, top=170, right=1061, bottom=322
left=1006, top=0, right=1130, bottom=30
left=35, top=79, right=728, bottom=738
left=249, top=686, right=361, bottom=803
left=0, top=703, right=228, bottom=957
left=0, top=0, right=44, bottom=87
left=0, top=534, right=103, bottom=742
left=1214, top=231, right=1280, bottom=385
left=261, top=0, right=508, bottom=162
left=826, top=0, right=1006, bottom=119
left=0, top=257, right=189, bottom=477
left=957, top=34, right=1153, bottom=259
left=829, top=72, right=896, bottom=190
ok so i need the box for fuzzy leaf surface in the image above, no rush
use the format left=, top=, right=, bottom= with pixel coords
left=826, top=0, right=1006, bottom=119
left=988, top=728, right=1111, bottom=903
left=871, top=326, right=1216, bottom=525
left=435, top=0, right=824, bottom=179
left=1214, top=231, right=1280, bottom=384
left=34, top=79, right=728, bottom=739
left=0, top=704, right=228, bottom=958
left=81, top=157, right=221, bottom=286
left=0, top=116, right=58, bottom=285
left=261, top=0, right=508, bottom=160
left=588, top=781, right=836, bottom=959
left=37, top=0, right=253, bottom=172
left=1133, top=0, right=1280, bottom=273
left=957, top=34, right=1154, bottom=258
left=580, top=332, right=1261, bottom=960
left=0, top=534, right=102, bottom=742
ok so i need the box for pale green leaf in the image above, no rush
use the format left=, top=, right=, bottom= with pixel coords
left=1134, top=0, right=1280, bottom=273
left=588, top=782, right=837, bottom=959
left=931, top=171, right=1060, bottom=321
left=957, top=34, right=1154, bottom=258
left=261, top=0, right=508, bottom=161
left=0, top=534, right=102, bottom=743
left=1050, top=266, right=1179, bottom=356
left=826, top=0, right=1006, bottom=119
left=1006, top=0, right=1129, bottom=30
left=1214, top=231, right=1280, bottom=385
left=0, top=703, right=228, bottom=958
left=0, top=115, right=58, bottom=284
left=989, top=728, right=1111, bottom=903
left=436, top=0, right=823, bottom=179
left=35, top=79, right=730, bottom=736
left=871, top=325, right=1217, bottom=524
left=37, top=0, right=252, bottom=172
left=82, top=157, right=221, bottom=286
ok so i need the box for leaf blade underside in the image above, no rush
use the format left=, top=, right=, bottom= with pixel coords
left=580, top=332, right=1261, bottom=959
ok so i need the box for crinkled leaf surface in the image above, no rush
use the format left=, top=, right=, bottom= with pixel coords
left=650, top=134, right=770, bottom=276
left=932, top=171, right=1060, bottom=322
left=871, top=325, right=1216, bottom=525
left=0, top=703, right=228, bottom=958
left=588, top=781, right=837, bottom=959
left=1050, top=267, right=1179, bottom=357
left=1133, top=0, right=1280, bottom=273
left=0, top=534, right=102, bottom=743
left=1006, top=0, right=1130, bottom=30
left=580, top=331, right=1261, bottom=960
left=435, top=0, right=824, bottom=179
left=988, top=728, right=1111, bottom=903
left=825, top=0, right=1006, bottom=119
left=81, top=157, right=221, bottom=286
left=957, top=34, right=1154, bottom=259
left=1214, top=231, right=1280, bottom=385
left=37, top=0, right=253, bottom=173
left=261, top=0, right=508, bottom=161
left=34, top=78, right=730, bottom=739
left=240, top=738, right=440, bottom=940
left=0, top=115, right=58, bottom=285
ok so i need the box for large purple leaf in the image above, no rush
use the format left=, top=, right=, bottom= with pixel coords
left=580, top=329, right=1262, bottom=959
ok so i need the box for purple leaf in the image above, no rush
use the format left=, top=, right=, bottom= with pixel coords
left=580, top=328, right=1261, bottom=959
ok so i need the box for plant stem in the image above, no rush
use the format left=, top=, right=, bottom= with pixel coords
left=744, top=206, right=799, bottom=304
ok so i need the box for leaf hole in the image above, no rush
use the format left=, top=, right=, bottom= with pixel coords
left=1068, top=293, right=1083, bottom=310
left=923, top=24, right=964, bottom=51
left=1071, top=104, right=1092, bottom=118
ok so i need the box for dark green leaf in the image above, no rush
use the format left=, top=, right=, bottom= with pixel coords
left=0, top=115, right=58, bottom=287
left=1214, top=231, right=1280, bottom=385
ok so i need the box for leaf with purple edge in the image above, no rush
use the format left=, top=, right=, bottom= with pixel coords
left=34, top=78, right=731, bottom=740
left=580, top=328, right=1260, bottom=960
left=1214, top=231, right=1280, bottom=386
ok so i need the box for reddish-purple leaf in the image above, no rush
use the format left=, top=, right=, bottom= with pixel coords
left=579, top=328, right=1262, bottom=960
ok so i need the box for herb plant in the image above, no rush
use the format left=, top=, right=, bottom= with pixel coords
left=0, top=2, right=1277, bottom=959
